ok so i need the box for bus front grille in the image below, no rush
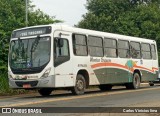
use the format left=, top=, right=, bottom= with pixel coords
left=15, top=81, right=38, bottom=87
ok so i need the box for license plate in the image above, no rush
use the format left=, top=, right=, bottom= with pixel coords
left=23, top=84, right=31, bottom=88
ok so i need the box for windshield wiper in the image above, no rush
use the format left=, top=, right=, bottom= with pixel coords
left=30, top=35, right=40, bottom=66
left=17, top=38, right=25, bottom=68
left=25, top=39, right=29, bottom=67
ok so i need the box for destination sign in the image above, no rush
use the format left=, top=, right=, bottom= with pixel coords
left=12, top=26, right=52, bottom=38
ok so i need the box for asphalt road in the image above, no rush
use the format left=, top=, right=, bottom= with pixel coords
left=0, top=83, right=160, bottom=116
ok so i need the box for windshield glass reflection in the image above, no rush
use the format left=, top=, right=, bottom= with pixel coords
left=9, top=37, right=51, bottom=69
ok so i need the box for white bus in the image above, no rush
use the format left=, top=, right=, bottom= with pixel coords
left=8, top=24, right=159, bottom=96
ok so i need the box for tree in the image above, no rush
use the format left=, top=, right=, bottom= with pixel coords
left=78, top=0, right=132, bottom=32
left=0, top=0, right=61, bottom=71
left=78, top=0, right=160, bottom=64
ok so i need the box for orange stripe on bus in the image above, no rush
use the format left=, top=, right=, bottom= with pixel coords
left=91, top=63, right=106, bottom=68
left=91, top=62, right=128, bottom=70
left=106, top=63, right=128, bottom=70
left=91, top=63, right=158, bottom=73
left=134, top=66, right=153, bottom=72
left=152, top=67, right=159, bottom=71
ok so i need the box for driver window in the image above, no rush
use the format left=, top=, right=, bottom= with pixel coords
left=55, top=39, right=69, bottom=57
left=54, top=38, right=70, bottom=67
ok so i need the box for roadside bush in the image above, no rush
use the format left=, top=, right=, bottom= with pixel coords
left=0, top=69, right=33, bottom=96
left=0, top=71, right=10, bottom=94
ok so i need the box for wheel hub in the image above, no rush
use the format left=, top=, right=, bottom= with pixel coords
left=76, top=80, right=84, bottom=91
left=134, top=75, right=139, bottom=87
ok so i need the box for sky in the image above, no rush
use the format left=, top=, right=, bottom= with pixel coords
left=31, top=0, right=87, bottom=26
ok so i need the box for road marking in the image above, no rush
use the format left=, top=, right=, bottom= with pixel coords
left=0, top=93, right=37, bottom=100
left=0, top=83, right=150, bottom=100
left=0, top=86, right=160, bottom=107
left=0, top=92, right=108, bottom=107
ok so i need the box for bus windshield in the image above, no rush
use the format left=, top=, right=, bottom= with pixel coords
left=9, top=36, right=51, bottom=71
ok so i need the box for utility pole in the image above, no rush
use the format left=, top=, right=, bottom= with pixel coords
left=25, top=0, right=28, bottom=27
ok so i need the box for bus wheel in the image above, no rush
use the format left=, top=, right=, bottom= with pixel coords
left=126, top=73, right=140, bottom=89
left=125, top=83, right=132, bottom=89
left=99, top=84, right=112, bottom=91
left=38, top=88, right=53, bottom=96
left=149, top=82, right=154, bottom=86
left=71, top=74, right=86, bottom=95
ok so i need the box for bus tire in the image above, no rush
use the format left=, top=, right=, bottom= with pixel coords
left=125, top=83, right=132, bottom=89
left=38, top=88, right=53, bottom=96
left=149, top=82, right=154, bottom=86
left=126, top=73, right=140, bottom=89
left=99, top=84, right=112, bottom=91
left=71, top=74, right=86, bottom=95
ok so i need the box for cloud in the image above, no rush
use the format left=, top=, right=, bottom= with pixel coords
left=32, top=0, right=87, bottom=26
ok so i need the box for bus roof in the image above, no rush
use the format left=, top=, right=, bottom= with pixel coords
left=13, top=24, right=156, bottom=43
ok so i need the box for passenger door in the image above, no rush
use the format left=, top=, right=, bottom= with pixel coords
left=53, top=31, right=74, bottom=87
left=151, top=44, right=159, bottom=79
left=141, top=43, right=152, bottom=81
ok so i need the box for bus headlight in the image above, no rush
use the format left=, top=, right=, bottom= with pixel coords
left=41, top=68, right=51, bottom=78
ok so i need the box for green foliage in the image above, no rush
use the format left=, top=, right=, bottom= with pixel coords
left=78, top=0, right=132, bottom=32
left=0, top=71, right=10, bottom=94
left=0, top=0, right=61, bottom=71
left=0, top=0, right=61, bottom=94
left=78, top=0, right=160, bottom=64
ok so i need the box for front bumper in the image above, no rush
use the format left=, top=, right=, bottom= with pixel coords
left=9, top=75, right=55, bottom=89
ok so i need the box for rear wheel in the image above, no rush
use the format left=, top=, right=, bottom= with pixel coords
left=99, top=84, right=112, bottom=91
left=125, top=83, right=132, bottom=89
left=126, top=73, right=140, bottom=89
left=149, top=82, right=154, bottom=86
left=71, top=74, right=86, bottom=95
left=38, top=88, right=53, bottom=96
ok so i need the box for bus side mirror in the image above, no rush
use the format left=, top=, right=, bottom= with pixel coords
left=57, top=38, right=64, bottom=47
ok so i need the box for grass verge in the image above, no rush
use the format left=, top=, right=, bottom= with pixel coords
left=0, top=72, right=35, bottom=96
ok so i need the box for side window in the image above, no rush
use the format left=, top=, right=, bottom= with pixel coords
left=72, top=34, right=87, bottom=56
left=54, top=38, right=70, bottom=67
left=118, top=40, right=130, bottom=58
left=55, top=39, right=69, bottom=57
left=130, top=42, right=141, bottom=59
left=151, top=44, right=157, bottom=60
left=141, top=43, right=151, bottom=59
left=104, top=38, right=117, bottom=57
left=88, top=36, right=103, bottom=57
